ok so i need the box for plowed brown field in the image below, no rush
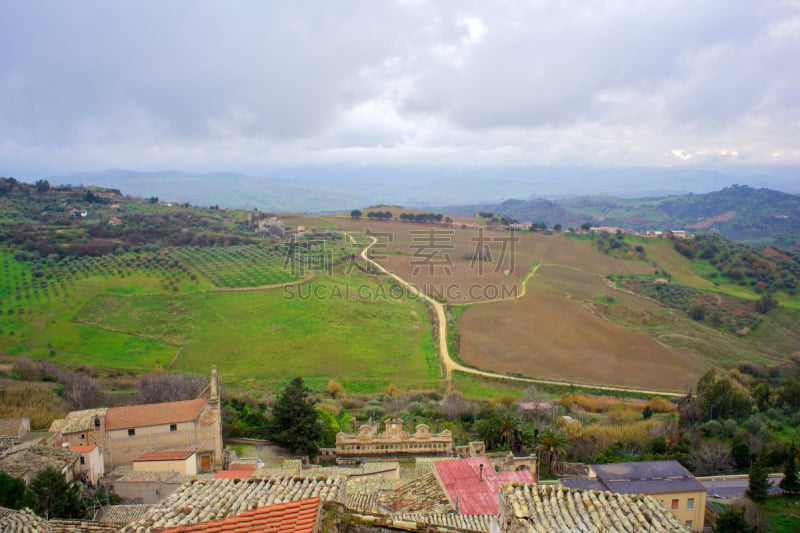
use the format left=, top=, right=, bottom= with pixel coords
left=458, top=266, right=710, bottom=391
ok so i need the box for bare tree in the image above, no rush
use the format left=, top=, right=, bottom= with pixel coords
left=136, top=372, right=207, bottom=404
left=62, top=372, right=101, bottom=410
left=687, top=439, right=733, bottom=475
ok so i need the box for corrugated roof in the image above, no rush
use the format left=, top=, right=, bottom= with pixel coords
left=135, top=451, right=195, bottom=462
left=155, top=497, right=321, bottom=533
left=106, top=399, right=206, bottom=430
left=433, top=457, right=534, bottom=515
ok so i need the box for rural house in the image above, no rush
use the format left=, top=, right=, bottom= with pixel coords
left=49, top=366, right=224, bottom=471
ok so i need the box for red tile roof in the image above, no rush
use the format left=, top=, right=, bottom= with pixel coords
left=155, top=496, right=321, bottom=533
left=69, top=445, right=97, bottom=453
left=214, top=470, right=255, bottom=480
left=106, top=399, right=207, bottom=430
left=434, top=457, right=534, bottom=515
left=135, top=451, right=195, bottom=462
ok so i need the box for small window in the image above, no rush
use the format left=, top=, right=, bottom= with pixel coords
left=128, top=428, right=136, bottom=436
left=685, top=520, right=692, bottom=529
left=671, top=499, right=679, bottom=510
left=170, top=424, right=177, bottom=432
left=81, top=434, right=85, bottom=440
left=687, top=497, right=695, bottom=510
left=80, top=456, right=85, bottom=465
left=94, top=418, right=101, bottom=428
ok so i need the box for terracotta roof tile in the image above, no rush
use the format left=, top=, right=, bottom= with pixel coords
left=49, top=408, right=107, bottom=434
left=106, top=399, right=206, bottom=430
left=135, top=451, right=195, bottom=462
left=95, top=504, right=157, bottom=524
left=121, top=475, right=346, bottom=531
left=502, top=484, right=689, bottom=532
left=214, top=470, right=255, bottom=480
left=155, top=497, right=321, bottom=533
left=0, top=417, right=27, bottom=437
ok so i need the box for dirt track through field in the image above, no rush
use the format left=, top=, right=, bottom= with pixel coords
left=358, top=236, right=685, bottom=397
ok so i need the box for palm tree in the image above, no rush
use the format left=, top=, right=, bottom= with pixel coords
left=536, top=429, right=570, bottom=477
left=498, top=414, right=520, bottom=452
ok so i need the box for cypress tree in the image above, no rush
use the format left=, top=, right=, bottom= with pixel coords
left=779, top=440, right=800, bottom=494
left=268, top=377, right=324, bottom=457
left=746, top=452, right=770, bottom=504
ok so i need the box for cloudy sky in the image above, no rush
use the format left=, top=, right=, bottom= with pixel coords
left=1, top=0, right=799, bottom=178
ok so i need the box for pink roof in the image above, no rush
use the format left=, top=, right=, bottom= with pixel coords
left=214, top=470, right=255, bottom=480
left=434, top=457, right=534, bottom=515
left=134, top=451, right=195, bottom=462
left=69, top=445, right=97, bottom=453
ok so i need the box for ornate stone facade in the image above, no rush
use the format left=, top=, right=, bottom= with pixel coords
left=334, top=418, right=452, bottom=457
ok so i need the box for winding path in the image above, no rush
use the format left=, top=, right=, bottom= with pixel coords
left=358, top=236, right=685, bottom=398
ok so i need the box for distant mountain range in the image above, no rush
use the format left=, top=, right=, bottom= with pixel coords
left=44, top=165, right=800, bottom=212
left=41, top=167, right=799, bottom=248
left=442, top=185, right=800, bottom=249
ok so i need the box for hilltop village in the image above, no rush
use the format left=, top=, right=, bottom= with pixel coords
left=1, top=181, right=800, bottom=532
left=1, top=367, right=702, bottom=532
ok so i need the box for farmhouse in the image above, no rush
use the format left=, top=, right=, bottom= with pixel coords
left=561, top=460, right=706, bottom=532
left=49, top=366, right=223, bottom=471
left=329, top=417, right=453, bottom=457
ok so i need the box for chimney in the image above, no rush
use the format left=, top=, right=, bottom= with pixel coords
left=479, top=462, right=484, bottom=482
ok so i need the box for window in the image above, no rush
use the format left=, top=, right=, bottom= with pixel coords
left=671, top=499, right=679, bottom=510
left=128, top=429, right=136, bottom=436
left=687, top=497, right=695, bottom=510
left=685, top=520, right=692, bottom=529
left=80, top=457, right=85, bottom=465
left=81, top=434, right=85, bottom=440
left=170, top=424, right=177, bottom=432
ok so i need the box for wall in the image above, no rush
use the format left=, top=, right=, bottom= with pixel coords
left=105, top=421, right=200, bottom=469
left=652, top=490, right=706, bottom=532
left=133, top=455, right=198, bottom=476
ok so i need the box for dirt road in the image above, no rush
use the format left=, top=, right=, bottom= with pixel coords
left=358, top=236, right=684, bottom=397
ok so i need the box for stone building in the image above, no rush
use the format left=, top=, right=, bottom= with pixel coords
left=49, top=366, right=224, bottom=471
left=331, top=418, right=453, bottom=457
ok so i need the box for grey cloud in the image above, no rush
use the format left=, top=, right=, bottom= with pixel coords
left=0, top=0, right=798, bottom=174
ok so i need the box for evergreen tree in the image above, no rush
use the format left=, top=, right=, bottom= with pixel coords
left=28, top=466, right=84, bottom=519
left=268, top=377, right=324, bottom=457
left=0, top=472, right=29, bottom=509
left=746, top=452, right=770, bottom=504
left=779, top=440, right=800, bottom=494
left=713, top=506, right=754, bottom=533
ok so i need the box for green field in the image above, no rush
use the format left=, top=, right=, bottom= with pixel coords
left=0, top=244, right=439, bottom=393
